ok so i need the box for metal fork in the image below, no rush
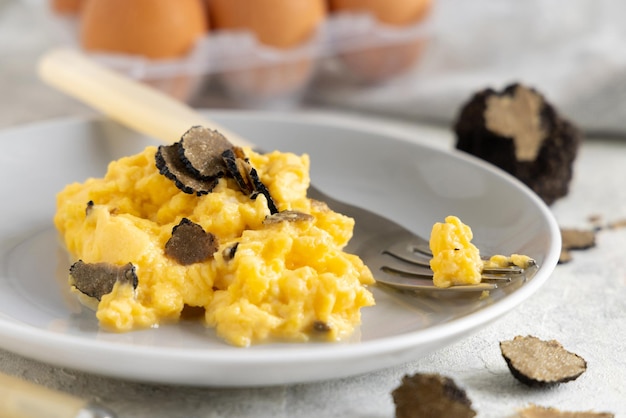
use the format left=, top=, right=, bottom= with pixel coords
left=39, top=48, right=538, bottom=294
left=309, top=187, right=538, bottom=293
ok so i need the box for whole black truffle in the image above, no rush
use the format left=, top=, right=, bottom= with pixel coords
left=454, top=83, right=581, bottom=205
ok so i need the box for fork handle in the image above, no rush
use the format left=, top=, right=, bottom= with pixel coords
left=37, top=48, right=254, bottom=148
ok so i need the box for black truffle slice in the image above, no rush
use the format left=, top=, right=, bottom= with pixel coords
left=263, top=210, right=314, bottom=224
left=155, top=126, right=279, bottom=211
left=312, top=320, right=331, bottom=333
left=222, top=148, right=255, bottom=195
left=454, top=83, right=581, bottom=205
left=561, top=229, right=596, bottom=251
left=222, top=149, right=279, bottom=214
left=518, top=404, right=615, bottom=418
left=85, top=200, right=95, bottom=216
left=179, top=126, right=233, bottom=179
left=222, top=242, right=239, bottom=261
left=156, top=143, right=219, bottom=195
left=392, top=373, right=476, bottom=418
left=559, top=228, right=596, bottom=264
left=69, top=260, right=138, bottom=301
left=500, top=335, right=587, bottom=386
left=249, top=167, right=279, bottom=214
left=165, top=218, right=218, bottom=265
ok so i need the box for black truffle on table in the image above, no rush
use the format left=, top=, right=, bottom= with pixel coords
left=500, top=335, right=587, bottom=386
left=454, top=83, right=581, bottom=205
left=391, top=373, right=476, bottom=418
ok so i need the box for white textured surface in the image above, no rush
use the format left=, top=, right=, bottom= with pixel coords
left=0, top=1, right=625, bottom=416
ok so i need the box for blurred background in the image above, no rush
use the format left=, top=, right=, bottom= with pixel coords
left=2, top=0, right=626, bottom=136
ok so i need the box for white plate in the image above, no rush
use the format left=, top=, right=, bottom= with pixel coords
left=0, top=112, right=560, bottom=387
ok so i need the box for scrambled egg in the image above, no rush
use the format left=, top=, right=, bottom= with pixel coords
left=485, top=254, right=533, bottom=270
left=54, top=146, right=375, bottom=347
left=429, top=215, right=533, bottom=288
left=429, top=215, right=483, bottom=288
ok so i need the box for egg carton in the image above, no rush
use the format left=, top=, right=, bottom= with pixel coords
left=47, top=11, right=432, bottom=108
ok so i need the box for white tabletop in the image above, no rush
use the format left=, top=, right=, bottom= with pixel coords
left=1, top=1, right=625, bottom=417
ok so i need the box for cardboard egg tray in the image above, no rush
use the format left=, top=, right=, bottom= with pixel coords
left=50, top=12, right=431, bottom=109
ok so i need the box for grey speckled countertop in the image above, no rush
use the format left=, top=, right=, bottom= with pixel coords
left=1, top=1, right=625, bottom=417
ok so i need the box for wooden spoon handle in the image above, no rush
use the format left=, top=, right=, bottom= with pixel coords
left=0, top=372, right=115, bottom=418
left=37, top=48, right=253, bottom=148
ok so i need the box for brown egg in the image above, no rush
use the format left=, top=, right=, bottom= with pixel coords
left=208, top=0, right=326, bottom=49
left=80, top=0, right=208, bottom=59
left=328, top=0, right=432, bottom=83
left=219, top=58, right=316, bottom=105
left=328, top=0, right=432, bottom=26
left=51, top=0, right=84, bottom=15
left=339, top=39, right=427, bottom=84
left=207, top=0, right=326, bottom=105
left=144, top=73, right=205, bottom=103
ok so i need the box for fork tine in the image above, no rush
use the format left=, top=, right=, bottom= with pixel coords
left=378, top=252, right=432, bottom=277
left=482, top=258, right=537, bottom=276
left=383, top=240, right=432, bottom=267
left=482, top=266, right=523, bottom=275
left=375, top=275, right=498, bottom=292
left=480, top=274, right=513, bottom=283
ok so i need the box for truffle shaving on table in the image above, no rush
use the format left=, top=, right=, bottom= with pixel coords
left=500, top=335, right=587, bottom=386
left=559, top=228, right=596, bottom=264
left=517, top=404, right=614, bottom=418
left=392, top=373, right=476, bottom=418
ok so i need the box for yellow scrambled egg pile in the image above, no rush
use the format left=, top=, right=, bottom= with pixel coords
left=429, top=215, right=532, bottom=288
left=54, top=146, right=375, bottom=347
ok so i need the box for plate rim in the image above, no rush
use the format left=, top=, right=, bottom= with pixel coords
left=0, top=111, right=561, bottom=385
